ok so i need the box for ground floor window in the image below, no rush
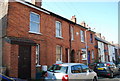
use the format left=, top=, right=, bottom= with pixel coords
left=81, top=49, right=87, bottom=60
left=36, top=44, right=40, bottom=66
left=56, top=45, right=62, bottom=62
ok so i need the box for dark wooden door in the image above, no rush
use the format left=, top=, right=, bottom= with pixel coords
left=18, top=45, right=31, bottom=79
left=65, top=48, right=68, bottom=63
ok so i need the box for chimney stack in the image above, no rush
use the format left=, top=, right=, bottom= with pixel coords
left=96, top=33, right=101, bottom=38
left=71, top=15, right=77, bottom=23
left=30, top=0, right=42, bottom=7
left=101, top=36, right=105, bottom=40
left=35, top=0, right=42, bottom=7
left=80, top=21, right=86, bottom=27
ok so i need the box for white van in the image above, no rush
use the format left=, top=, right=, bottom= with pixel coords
left=44, top=63, right=98, bottom=81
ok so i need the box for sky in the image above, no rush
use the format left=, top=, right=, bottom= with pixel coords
left=42, top=1, right=118, bottom=44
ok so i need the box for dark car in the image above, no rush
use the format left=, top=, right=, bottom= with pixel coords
left=94, top=62, right=120, bottom=78
left=117, top=63, right=120, bottom=72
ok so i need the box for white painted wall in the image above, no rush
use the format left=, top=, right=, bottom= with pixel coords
left=108, top=45, right=115, bottom=62
left=98, top=41, right=105, bottom=62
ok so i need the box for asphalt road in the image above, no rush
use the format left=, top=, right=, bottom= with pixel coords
left=98, top=74, right=120, bottom=81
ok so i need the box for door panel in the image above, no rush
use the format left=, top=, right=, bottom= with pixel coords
left=18, top=45, right=31, bottom=79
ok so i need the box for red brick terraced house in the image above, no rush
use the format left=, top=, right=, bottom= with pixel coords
left=1, top=0, right=97, bottom=79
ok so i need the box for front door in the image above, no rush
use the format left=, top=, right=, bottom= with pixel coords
left=88, top=51, right=90, bottom=64
left=65, top=48, right=69, bottom=63
left=18, top=45, right=31, bottom=79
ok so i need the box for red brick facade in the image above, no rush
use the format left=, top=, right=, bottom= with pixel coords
left=3, top=1, right=98, bottom=79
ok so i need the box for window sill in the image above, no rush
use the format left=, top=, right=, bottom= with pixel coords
left=29, top=31, right=42, bottom=35
left=36, top=64, right=41, bottom=67
left=82, top=59, right=87, bottom=60
left=56, top=36, right=63, bottom=39
left=81, top=41, right=85, bottom=43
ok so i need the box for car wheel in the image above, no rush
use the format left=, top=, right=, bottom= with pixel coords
left=93, top=77, right=97, bottom=81
left=110, top=72, right=114, bottom=78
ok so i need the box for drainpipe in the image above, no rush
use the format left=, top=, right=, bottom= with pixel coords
left=69, top=23, right=72, bottom=63
left=85, top=30, right=88, bottom=65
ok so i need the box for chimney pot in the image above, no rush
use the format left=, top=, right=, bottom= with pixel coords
left=35, top=0, right=42, bottom=7
left=71, top=15, right=77, bottom=23
left=80, top=21, right=86, bottom=27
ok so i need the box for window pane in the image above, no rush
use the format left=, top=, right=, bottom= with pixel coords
left=71, top=65, right=82, bottom=73
left=56, top=21, right=62, bottom=37
left=56, top=46, right=62, bottom=61
left=80, top=30, right=84, bottom=42
left=30, top=22, right=39, bottom=33
left=71, top=27, right=74, bottom=40
left=36, top=45, right=40, bottom=65
left=30, top=13, right=39, bottom=22
left=30, top=12, right=40, bottom=33
left=81, top=65, right=89, bottom=73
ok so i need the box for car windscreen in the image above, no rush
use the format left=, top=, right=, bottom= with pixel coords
left=48, top=65, right=68, bottom=74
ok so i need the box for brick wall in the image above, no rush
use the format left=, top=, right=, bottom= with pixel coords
left=4, top=1, right=97, bottom=78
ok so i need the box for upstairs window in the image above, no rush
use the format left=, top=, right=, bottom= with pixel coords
left=30, top=12, right=40, bottom=33
left=90, top=34, right=93, bottom=43
left=56, top=21, right=62, bottom=37
left=80, top=30, right=85, bottom=42
left=92, top=50, right=94, bottom=59
left=71, top=26, right=74, bottom=41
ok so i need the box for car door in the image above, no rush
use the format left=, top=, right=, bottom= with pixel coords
left=112, top=64, right=119, bottom=74
left=69, top=65, right=85, bottom=81
left=81, top=65, right=93, bottom=81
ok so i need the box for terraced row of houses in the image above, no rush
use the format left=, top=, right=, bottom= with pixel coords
left=0, top=0, right=120, bottom=79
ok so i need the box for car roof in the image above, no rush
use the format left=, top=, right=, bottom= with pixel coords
left=55, top=63, right=85, bottom=66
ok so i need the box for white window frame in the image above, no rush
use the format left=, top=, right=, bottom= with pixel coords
left=81, top=49, right=87, bottom=60
left=80, top=30, right=85, bottom=42
left=56, top=45, right=62, bottom=63
left=29, top=12, right=40, bottom=34
left=71, top=26, right=74, bottom=41
left=36, top=44, right=40, bottom=66
left=56, top=21, right=62, bottom=38
left=92, top=50, right=94, bottom=59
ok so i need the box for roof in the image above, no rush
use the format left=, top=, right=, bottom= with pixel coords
left=15, top=0, right=95, bottom=33
left=95, top=36, right=110, bottom=44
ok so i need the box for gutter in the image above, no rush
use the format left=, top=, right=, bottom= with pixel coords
left=15, top=0, right=50, bottom=14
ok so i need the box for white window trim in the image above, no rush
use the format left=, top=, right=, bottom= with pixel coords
left=56, top=21, right=62, bottom=38
left=92, top=50, right=94, bottom=59
left=36, top=44, right=40, bottom=66
left=30, top=12, right=40, bottom=34
left=81, top=49, right=87, bottom=60
left=71, top=26, right=74, bottom=41
left=80, top=30, right=85, bottom=42
left=56, top=45, right=62, bottom=63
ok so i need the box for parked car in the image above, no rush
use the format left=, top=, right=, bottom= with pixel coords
left=0, top=73, right=15, bottom=81
left=44, top=63, right=98, bottom=81
left=117, top=63, right=120, bottom=72
left=94, top=62, right=120, bottom=78
left=0, top=73, right=27, bottom=81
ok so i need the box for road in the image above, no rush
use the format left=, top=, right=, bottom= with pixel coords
left=98, top=74, right=120, bottom=81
